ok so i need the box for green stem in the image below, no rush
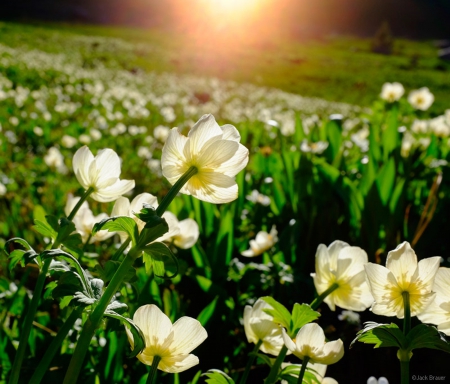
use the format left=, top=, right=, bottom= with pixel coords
left=111, top=237, right=132, bottom=261
left=8, top=259, right=51, bottom=384
left=239, top=339, right=263, bottom=384
left=156, top=166, right=198, bottom=216
left=146, top=356, right=161, bottom=384
left=30, top=306, right=84, bottom=384
left=68, top=187, right=94, bottom=221
left=297, top=356, right=310, bottom=384
left=402, top=291, right=411, bottom=336
left=310, top=283, right=339, bottom=310
left=264, top=345, right=288, bottom=384
left=400, top=360, right=409, bottom=384
left=9, top=188, right=93, bottom=384
left=62, top=247, right=140, bottom=384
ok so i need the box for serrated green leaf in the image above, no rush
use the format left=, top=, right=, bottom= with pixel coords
left=406, top=324, right=450, bottom=354
left=92, top=216, right=139, bottom=245
left=280, top=365, right=322, bottom=384
left=261, top=296, right=292, bottom=332
left=33, top=219, right=58, bottom=239
left=137, top=219, right=169, bottom=248
left=291, top=304, right=320, bottom=334
left=56, top=218, right=77, bottom=243
left=52, top=271, right=84, bottom=300
left=351, top=322, right=406, bottom=349
left=202, top=369, right=235, bottom=384
left=104, top=310, right=145, bottom=358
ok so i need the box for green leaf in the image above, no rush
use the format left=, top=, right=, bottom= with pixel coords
left=261, top=296, right=292, bottom=332
left=382, top=106, right=399, bottom=157
left=52, top=271, right=84, bottom=300
left=375, top=157, right=395, bottom=206
left=4, top=238, right=39, bottom=270
left=389, top=178, right=406, bottom=214
left=142, top=242, right=178, bottom=279
left=202, top=369, right=235, bottom=384
left=406, top=324, right=450, bottom=354
left=33, top=219, right=58, bottom=239
left=56, top=218, right=77, bottom=243
left=291, top=304, right=320, bottom=334
left=92, top=216, right=139, bottom=246
left=197, top=296, right=218, bottom=326
left=137, top=219, right=169, bottom=248
left=103, top=310, right=146, bottom=358
left=351, top=322, right=406, bottom=349
left=279, top=365, right=321, bottom=384
left=325, top=120, right=342, bottom=161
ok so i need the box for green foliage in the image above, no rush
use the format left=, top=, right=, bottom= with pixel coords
left=202, top=370, right=235, bottom=384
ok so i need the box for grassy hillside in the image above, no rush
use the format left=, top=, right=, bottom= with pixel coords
left=0, top=21, right=449, bottom=112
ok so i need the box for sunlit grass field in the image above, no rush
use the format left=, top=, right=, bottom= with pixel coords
left=0, top=21, right=449, bottom=384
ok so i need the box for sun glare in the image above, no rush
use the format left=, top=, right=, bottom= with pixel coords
left=209, top=0, right=260, bottom=14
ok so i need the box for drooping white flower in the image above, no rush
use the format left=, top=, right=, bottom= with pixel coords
left=126, top=304, right=207, bottom=373
left=311, top=241, right=373, bottom=311
left=64, top=194, right=113, bottom=243
left=408, top=87, right=434, bottom=111
left=417, top=267, right=450, bottom=335
left=380, top=82, right=404, bottom=102
left=72, top=146, right=135, bottom=202
left=161, top=114, right=249, bottom=204
left=243, top=298, right=286, bottom=356
left=241, top=226, right=278, bottom=257
left=282, top=323, right=344, bottom=365
left=365, top=242, right=440, bottom=318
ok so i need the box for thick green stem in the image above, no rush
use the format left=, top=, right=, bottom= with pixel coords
left=62, top=248, right=139, bottom=384
left=146, top=356, right=161, bottom=384
left=310, top=283, right=339, bottom=310
left=400, top=360, right=409, bottom=384
left=239, top=339, right=263, bottom=384
left=264, top=345, right=288, bottom=384
left=30, top=306, right=84, bottom=384
left=8, top=258, right=51, bottom=384
left=156, top=166, right=198, bottom=216
left=402, top=291, right=411, bottom=336
left=297, top=356, right=310, bottom=384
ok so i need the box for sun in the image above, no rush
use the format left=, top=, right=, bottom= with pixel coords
left=207, top=0, right=260, bottom=14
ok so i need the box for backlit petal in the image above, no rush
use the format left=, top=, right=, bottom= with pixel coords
left=386, top=242, right=417, bottom=288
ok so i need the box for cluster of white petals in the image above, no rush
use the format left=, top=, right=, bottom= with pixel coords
left=408, top=87, right=434, bottom=111
left=243, top=299, right=286, bottom=356
left=365, top=241, right=440, bottom=318
left=417, top=267, right=450, bottom=335
left=282, top=323, right=344, bottom=365
left=126, top=304, right=207, bottom=373
left=241, top=226, right=278, bottom=257
left=311, top=241, right=373, bottom=311
left=72, top=146, right=135, bottom=202
left=161, top=114, right=249, bottom=204
left=65, top=194, right=113, bottom=243
left=367, top=377, right=389, bottom=384
left=112, top=193, right=199, bottom=249
left=380, top=82, right=404, bottom=102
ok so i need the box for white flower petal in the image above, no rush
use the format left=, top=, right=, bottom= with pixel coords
left=386, top=242, right=418, bottom=288
left=73, top=146, right=94, bottom=189
left=159, top=354, right=199, bottom=373
left=92, top=179, right=135, bottom=202
left=171, top=317, right=208, bottom=355
left=174, top=219, right=199, bottom=249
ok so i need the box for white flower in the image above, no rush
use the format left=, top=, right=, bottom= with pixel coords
left=417, top=267, right=450, bottom=335
left=282, top=323, right=344, bottom=365
left=33, top=126, right=44, bottom=136
left=161, top=114, right=249, bottom=204
left=365, top=242, right=440, bottom=318
left=338, top=310, right=361, bottom=325
left=0, top=182, right=6, bottom=196
left=64, top=194, right=113, bottom=243
left=44, top=147, right=67, bottom=174
left=241, top=226, right=278, bottom=257
left=380, top=82, right=404, bottom=102
left=300, top=140, right=329, bottom=154
left=62, top=135, right=78, bottom=148
left=246, top=190, right=271, bottom=206
left=153, top=125, right=170, bottom=142
left=367, top=377, right=389, bottom=384
left=111, top=194, right=199, bottom=249
left=126, top=304, right=207, bottom=373
left=408, top=87, right=434, bottom=111
left=79, top=134, right=91, bottom=144
left=72, top=146, right=135, bottom=202
left=311, top=241, right=373, bottom=311
left=243, top=298, right=286, bottom=356
left=281, top=362, right=338, bottom=384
